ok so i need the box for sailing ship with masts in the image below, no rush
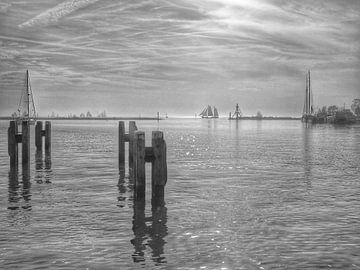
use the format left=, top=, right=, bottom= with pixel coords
left=199, top=105, right=219, bottom=118
left=301, top=70, right=356, bottom=124
left=301, top=70, right=315, bottom=123
left=13, top=70, right=37, bottom=124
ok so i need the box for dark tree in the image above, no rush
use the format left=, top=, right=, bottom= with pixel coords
left=256, top=111, right=263, bottom=118
left=327, top=105, right=338, bottom=116
left=351, top=99, right=360, bottom=116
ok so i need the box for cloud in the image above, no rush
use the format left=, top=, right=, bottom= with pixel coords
left=19, top=0, right=100, bottom=28
left=0, top=3, right=11, bottom=13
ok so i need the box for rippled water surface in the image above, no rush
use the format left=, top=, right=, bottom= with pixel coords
left=0, top=119, right=359, bottom=269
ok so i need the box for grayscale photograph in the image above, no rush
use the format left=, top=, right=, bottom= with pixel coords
left=0, top=0, right=359, bottom=269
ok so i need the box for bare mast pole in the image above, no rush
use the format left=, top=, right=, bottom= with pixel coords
left=26, top=70, right=30, bottom=120
left=28, top=71, right=37, bottom=119
left=308, top=70, right=311, bottom=114
left=305, top=72, right=307, bottom=115
left=305, top=70, right=310, bottom=115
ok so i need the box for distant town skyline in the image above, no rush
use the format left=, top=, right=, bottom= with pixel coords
left=1, top=0, right=359, bottom=117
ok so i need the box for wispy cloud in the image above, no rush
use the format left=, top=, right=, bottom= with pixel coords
left=19, top=0, right=100, bottom=28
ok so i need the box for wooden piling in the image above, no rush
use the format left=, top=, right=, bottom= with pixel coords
left=134, top=131, right=146, bottom=199
left=151, top=131, right=167, bottom=205
left=45, top=121, right=51, bottom=157
left=22, top=121, right=30, bottom=171
left=35, top=121, right=43, bottom=152
left=128, top=121, right=137, bottom=171
left=118, top=121, right=125, bottom=169
left=8, top=121, right=18, bottom=171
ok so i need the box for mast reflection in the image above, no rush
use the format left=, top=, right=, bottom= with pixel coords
left=302, top=124, right=312, bottom=188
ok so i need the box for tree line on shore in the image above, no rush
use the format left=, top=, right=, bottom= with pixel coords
left=47, top=110, right=107, bottom=118
left=315, top=98, right=360, bottom=118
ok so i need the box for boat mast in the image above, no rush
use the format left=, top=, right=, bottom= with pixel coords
left=305, top=72, right=309, bottom=115
left=26, top=70, right=30, bottom=119
left=308, top=70, right=311, bottom=115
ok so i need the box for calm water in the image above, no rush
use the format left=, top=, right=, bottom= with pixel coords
left=0, top=119, right=359, bottom=269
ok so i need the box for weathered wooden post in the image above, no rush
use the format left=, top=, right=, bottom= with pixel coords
left=118, top=121, right=125, bottom=169
left=128, top=121, right=137, bottom=172
left=151, top=131, right=167, bottom=206
left=45, top=121, right=51, bottom=158
left=134, top=131, right=146, bottom=199
left=35, top=121, right=43, bottom=152
left=35, top=121, right=43, bottom=168
left=35, top=121, right=52, bottom=169
left=22, top=121, right=30, bottom=172
left=8, top=121, right=18, bottom=171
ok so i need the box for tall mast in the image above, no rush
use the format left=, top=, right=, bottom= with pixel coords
left=26, top=70, right=30, bottom=118
left=308, top=70, right=311, bottom=114
left=305, top=72, right=308, bottom=114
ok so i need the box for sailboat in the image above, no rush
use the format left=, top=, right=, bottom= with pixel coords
left=199, top=105, right=219, bottom=118
left=213, top=107, right=219, bottom=118
left=301, top=70, right=315, bottom=123
left=13, top=70, right=37, bottom=125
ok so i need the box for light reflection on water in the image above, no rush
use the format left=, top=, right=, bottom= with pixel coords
left=0, top=119, right=359, bottom=269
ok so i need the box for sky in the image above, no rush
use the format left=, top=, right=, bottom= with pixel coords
left=0, top=0, right=359, bottom=117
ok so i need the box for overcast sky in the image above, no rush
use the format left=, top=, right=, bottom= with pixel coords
left=0, top=0, right=359, bottom=117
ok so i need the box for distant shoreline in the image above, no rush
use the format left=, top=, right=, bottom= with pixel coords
left=0, top=116, right=301, bottom=121
left=0, top=117, right=162, bottom=121
left=228, top=116, right=301, bottom=120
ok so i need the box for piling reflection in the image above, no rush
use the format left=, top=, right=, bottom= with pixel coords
left=8, top=170, right=20, bottom=210
left=131, top=201, right=168, bottom=265
left=7, top=150, right=53, bottom=211
left=148, top=205, right=168, bottom=264
left=131, top=200, right=146, bottom=263
left=128, top=168, right=134, bottom=183
left=35, top=150, right=42, bottom=171
left=117, top=168, right=127, bottom=208
left=119, top=166, right=125, bottom=181
left=22, top=169, right=32, bottom=210
left=118, top=168, right=167, bottom=264
left=35, top=150, right=53, bottom=184
left=45, top=154, right=52, bottom=170
left=117, top=168, right=133, bottom=208
left=8, top=168, right=32, bottom=211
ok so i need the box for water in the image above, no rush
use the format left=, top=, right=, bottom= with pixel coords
left=0, top=119, right=359, bottom=269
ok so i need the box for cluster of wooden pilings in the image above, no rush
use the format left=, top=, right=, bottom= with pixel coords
left=8, top=120, right=51, bottom=173
left=118, top=121, right=167, bottom=205
left=8, top=120, right=167, bottom=205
